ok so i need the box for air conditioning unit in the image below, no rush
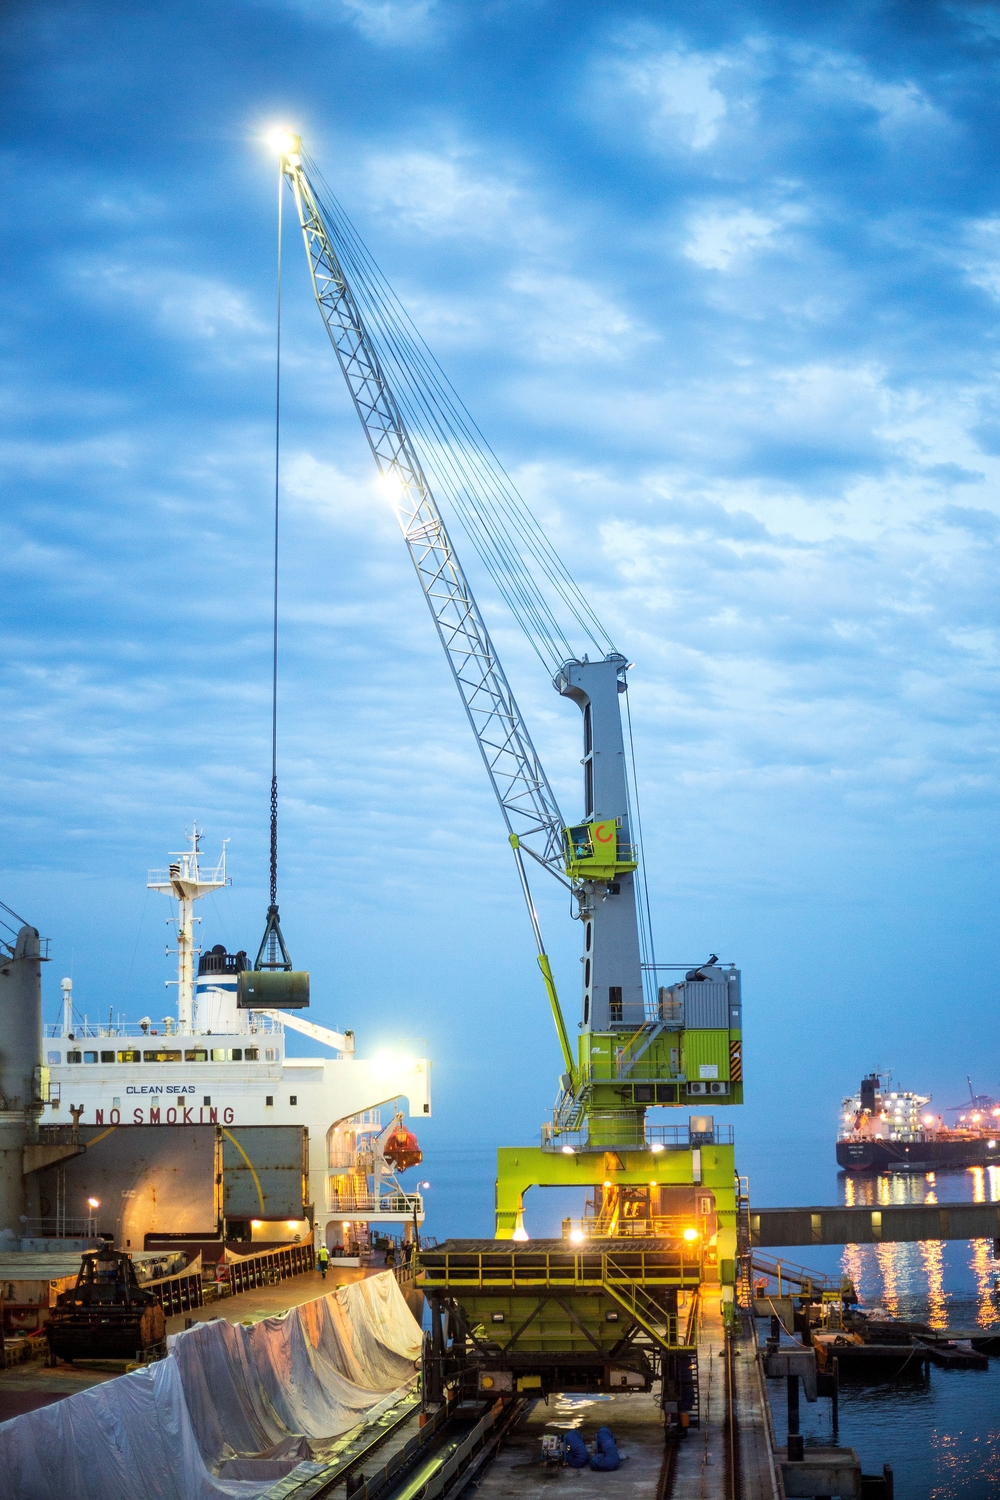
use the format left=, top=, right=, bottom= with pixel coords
left=687, top=1081, right=730, bottom=1097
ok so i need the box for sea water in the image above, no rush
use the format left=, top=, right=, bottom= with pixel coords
left=418, top=1133, right=1000, bottom=1499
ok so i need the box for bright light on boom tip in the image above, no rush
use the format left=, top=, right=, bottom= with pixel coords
left=265, top=127, right=301, bottom=156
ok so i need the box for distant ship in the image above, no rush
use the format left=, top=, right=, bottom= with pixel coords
left=836, top=1073, right=1000, bottom=1172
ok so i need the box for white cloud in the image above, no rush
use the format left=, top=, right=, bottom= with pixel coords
left=606, top=46, right=728, bottom=151
left=282, top=452, right=399, bottom=539
left=274, top=0, right=437, bottom=43
left=72, top=259, right=268, bottom=346
left=506, top=270, right=648, bottom=363
left=958, top=217, right=1000, bottom=301
left=802, top=50, right=946, bottom=133
left=364, top=149, right=542, bottom=245
left=338, top=0, right=436, bottom=42
left=683, top=205, right=799, bottom=271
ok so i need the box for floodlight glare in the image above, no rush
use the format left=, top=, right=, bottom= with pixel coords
left=266, top=127, right=300, bottom=156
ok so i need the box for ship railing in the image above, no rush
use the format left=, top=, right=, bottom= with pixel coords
left=43, top=1015, right=284, bottom=1039
left=541, top=1122, right=734, bottom=1152
left=327, top=1190, right=424, bottom=1215
left=21, top=1216, right=102, bottom=1239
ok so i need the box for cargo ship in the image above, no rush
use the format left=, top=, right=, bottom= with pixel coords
left=836, top=1073, right=1000, bottom=1171
left=26, top=828, right=431, bottom=1257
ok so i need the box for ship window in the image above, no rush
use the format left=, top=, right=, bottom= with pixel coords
left=211, top=1048, right=226, bottom=1062
left=67, top=1051, right=82, bottom=1064
left=185, top=1049, right=208, bottom=1062
left=230, top=1049, right=242, bottom=1062
left=84, top=1051, right=98, bottom=1064
left=143, top=1049, right=181, bottom=1063
left=265, top=1095, right=273, bottom=1106
left=244, top=1048, right=259, bottom=1062
left=47, top=1051, right=60, bottom=1065
left=290, top=1095, right=297, bottom=1105
left=101, top=1051, right=115, bottom=1063
left=118, top=1050, right=140, bottom=1063
left=265, top=1048, right=277, bottom=1061
left=203, top=1096, right=211, bottom=1106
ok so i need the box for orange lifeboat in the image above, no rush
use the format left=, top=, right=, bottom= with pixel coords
left=384, top=1126, right=423, bottom=1172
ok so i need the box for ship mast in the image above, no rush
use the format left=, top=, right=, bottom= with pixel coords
left=148, top=826, right=229, bottom=1032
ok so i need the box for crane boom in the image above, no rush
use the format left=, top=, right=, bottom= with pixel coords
left=280, top=142, right=575, bottom=1077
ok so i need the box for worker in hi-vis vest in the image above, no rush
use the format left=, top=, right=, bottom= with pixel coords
left=318, top=1244, right=329, bottom=1279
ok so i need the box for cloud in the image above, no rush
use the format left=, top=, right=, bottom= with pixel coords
left=71, top=258, right=268, bottom=349
left=363, top=147, right=548, bottom=247
left=338, top=0, right=436, bottom=42
left=272, top=0, right=438, bottom=43
left=802, top=49, right=947, bottom=134
left=683, top=204, right=802, bottom=271
left=506, top=269, right=648, bottom=363
left=604, top=44, right=728, bottom=151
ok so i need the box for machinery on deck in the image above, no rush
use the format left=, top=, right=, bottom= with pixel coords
left=45, top=1246, right=166, bottom=1363
left=274, top=130, right=743, bottom=1420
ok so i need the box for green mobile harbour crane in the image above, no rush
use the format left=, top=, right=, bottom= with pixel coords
left=273, top=134, right=743, bottom=1353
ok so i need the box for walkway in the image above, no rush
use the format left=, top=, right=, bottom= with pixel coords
left=670, top=1295, right=728, bottom=1499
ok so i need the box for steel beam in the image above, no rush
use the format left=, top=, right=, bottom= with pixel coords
left=751, top=1201, right=1000, bottom=1246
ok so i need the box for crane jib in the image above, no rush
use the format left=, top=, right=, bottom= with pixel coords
left=283, top=157, right=567, bottom=884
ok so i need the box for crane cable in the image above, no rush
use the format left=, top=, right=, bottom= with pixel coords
left=301, top=154, right=616, bottom=675
left=270, top=158, right=282, bottom=919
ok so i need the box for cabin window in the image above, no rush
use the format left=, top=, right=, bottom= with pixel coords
left=143, top=1049, right=181, bottom=1063
left=118, top=1050, right=140, bottom=1063
left=211, top=1049, right=226, bottom=1062
left=265, top=1048, right=277, bottom=1061
left=244, top=1048, right=259, bottom=1062
left=185, top=1049, right=208, bottom=1062
left=289, top=1095, right=297, bottom=1106
left=101, top=1051, right=115, bottom=1063
left=66, top=1051, right=82, bottom=1064
left=229, top=1049, right=242, bottom=1062
left=47, top=1051, right=60, bottom=1065
left=265, top=1095, right=273, bottom=1106
left=83, top=1051, right=98, bottom=1064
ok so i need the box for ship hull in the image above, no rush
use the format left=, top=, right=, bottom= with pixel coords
left=837, top=1137, right=999, bottom=1172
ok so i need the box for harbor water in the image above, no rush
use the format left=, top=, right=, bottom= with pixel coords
left=419, top=1132, right=1000, bottom=1499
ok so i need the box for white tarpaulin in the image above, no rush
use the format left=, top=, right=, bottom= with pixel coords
left=0, top=1272, right=423, bottom=1500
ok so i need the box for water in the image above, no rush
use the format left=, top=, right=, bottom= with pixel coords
left=416, top=1130, right=1000, bottom=1498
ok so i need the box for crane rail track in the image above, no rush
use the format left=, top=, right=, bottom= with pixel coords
left=277, top=1392, right=528, bottom=1500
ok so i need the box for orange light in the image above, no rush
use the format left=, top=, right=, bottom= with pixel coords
left=86, top=1197, right=99, bottom=1209
left=682, top=1227, right=699, bottom=1242
left=603, top=1180, right=612, bottom=1188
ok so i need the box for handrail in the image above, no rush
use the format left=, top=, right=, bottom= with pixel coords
left=417, top=1246, right=702, bottom=1290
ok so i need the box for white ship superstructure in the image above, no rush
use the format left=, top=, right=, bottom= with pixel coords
left=39, top=830, right=430, bottom=1253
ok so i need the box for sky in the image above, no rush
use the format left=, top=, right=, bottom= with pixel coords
left=4, top=0, right=1000, bottom=1200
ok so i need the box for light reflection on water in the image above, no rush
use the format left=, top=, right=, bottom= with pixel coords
left=835, top=1165, right=1000, bottom=1331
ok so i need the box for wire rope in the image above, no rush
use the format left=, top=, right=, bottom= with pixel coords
left=268, top=161, right=283, bottom=959
left=302, top=155, right=616, bottom=673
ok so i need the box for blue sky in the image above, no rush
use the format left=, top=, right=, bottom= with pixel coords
left=4, top=0, right=1000, bottom=1185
